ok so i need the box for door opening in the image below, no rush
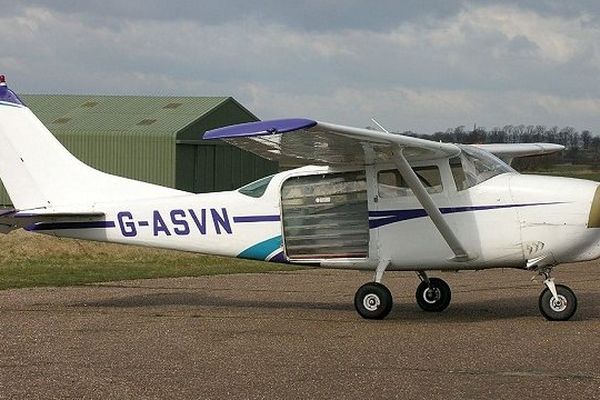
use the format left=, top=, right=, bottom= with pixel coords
left=281, top=170, right=369, bottom=260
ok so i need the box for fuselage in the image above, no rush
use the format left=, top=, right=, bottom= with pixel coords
left=33, top=160, right=600, bottom=272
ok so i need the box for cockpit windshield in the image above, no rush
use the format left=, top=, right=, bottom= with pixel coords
left=238, top=174, right=274, bottom=198
left=451, top=145, right=515, bottom=191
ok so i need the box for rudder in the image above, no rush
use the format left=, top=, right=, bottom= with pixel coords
left=0, top=76, right=184, bottom=210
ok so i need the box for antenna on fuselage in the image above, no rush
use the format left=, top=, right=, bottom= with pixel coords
left=370, top=118, right=390, bottom=134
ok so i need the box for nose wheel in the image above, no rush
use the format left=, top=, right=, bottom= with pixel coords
left=538, top=282, right=577, bottom=321
left=535, top=267, right=578, bottom=321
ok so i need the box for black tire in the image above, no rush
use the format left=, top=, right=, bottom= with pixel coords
left=354, top=282, right=393, bottom=320
left=415, top=277, right=451, bottom=312
left=538, top=285, right=577, bottom=321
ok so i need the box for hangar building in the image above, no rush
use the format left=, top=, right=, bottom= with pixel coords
left=0, top=94, right=277, bottom=205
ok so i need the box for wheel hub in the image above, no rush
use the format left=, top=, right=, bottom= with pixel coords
left=550, top=294, right=568, bottom=312
left=363, top=293, right=381, bottom=311
left=423, top=287, right=441, bottom=304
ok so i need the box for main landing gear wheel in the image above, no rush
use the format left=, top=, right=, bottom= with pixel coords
left=539, top=284, right=577, bottom=321
left=416, top=277, right=451, bottom=312
left=354, top=282, right=393, bottom=320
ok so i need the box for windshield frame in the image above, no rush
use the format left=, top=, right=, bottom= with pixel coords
left=452, top=145, right=516, bottom=190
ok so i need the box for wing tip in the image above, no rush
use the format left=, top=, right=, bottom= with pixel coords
left=203, top=118, right=317, bottom=140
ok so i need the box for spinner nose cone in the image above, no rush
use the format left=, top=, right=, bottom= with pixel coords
left=587, top=186, right=600, bottom=228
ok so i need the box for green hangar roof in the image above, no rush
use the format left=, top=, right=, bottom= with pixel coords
left=20, top=94, right=246, bottom=138
left=0, top=94, right=277, bottom=206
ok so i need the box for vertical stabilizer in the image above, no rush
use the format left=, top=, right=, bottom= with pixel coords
left=0, top=76, right=185, bottom=210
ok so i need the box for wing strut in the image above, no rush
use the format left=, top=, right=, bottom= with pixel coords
left=393, top=147, right=472, bottom=262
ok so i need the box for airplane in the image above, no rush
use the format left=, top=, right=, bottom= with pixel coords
left=0, top=75, right=595, bottom=321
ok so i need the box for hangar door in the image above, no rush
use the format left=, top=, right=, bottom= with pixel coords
left=281, top=171, right=369, bottom=260
left=176, top=144, right=278, bottom=193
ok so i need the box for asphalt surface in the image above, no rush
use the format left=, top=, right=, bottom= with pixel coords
left=0, top=263, right=599, bottom=400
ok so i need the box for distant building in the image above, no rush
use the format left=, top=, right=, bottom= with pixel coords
left=0, top=94, right=277, bottom=205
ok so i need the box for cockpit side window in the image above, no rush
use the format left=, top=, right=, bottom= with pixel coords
left=378, top=166, right=443, bottom=198
left=451, top=145, right=515, bottom=191
left=238, top=174, right=274, bottom=198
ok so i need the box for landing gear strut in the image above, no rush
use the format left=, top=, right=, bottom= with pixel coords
left=353, top=263, right=578, bottom=320
left=353, top=262, right=455, bottom=319
left=354, top=260, right=393, bottom=319
left=415, top=271, right=452, bottom=312
left=536, top=268, right=577, bottom=321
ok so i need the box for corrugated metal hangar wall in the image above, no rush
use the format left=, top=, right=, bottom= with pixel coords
left=0, top=94, right=278, bottom=205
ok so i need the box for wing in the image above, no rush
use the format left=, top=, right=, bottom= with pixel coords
left=472, top=143, right=564, bottom=163
left=204, top=118, right=460, bottom=166
left=205, top=118, right=473, bottom=261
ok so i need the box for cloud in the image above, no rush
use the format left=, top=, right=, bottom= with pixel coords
left=240, top=84, right=600, bottom=133
left=443, top=5, right=592, bottom=64
left=1, top=0, right=462, bottom=31
left=0, top=2, right=599, bottom=133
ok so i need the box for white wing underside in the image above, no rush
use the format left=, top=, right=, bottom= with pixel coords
left=209, top=119, right=461, bottom=167
left=205, top=119, right=563, bottom=167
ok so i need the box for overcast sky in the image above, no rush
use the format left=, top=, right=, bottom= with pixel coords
left=1, top=1, right=599, bottom=133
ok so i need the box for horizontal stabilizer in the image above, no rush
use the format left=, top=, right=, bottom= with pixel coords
left=0, top=208, right=106, bottom=233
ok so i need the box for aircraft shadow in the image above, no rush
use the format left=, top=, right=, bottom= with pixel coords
left=71, top=291, right=352, bottom=312
left=71, top=291, right=600, bottom=322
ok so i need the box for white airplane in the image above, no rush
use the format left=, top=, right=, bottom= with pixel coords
left=0, top=76, right=595, bottom=321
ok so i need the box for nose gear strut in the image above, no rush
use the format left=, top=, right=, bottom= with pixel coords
left=533, top=266, right=577, bottom=321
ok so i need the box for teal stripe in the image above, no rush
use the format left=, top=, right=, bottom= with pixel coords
left=238, top=236, right=282, bottom=261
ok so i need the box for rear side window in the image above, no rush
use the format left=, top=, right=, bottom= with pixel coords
left=238, top=175, right=274, bottom=198
left=378, top=166, right=443, bottom=198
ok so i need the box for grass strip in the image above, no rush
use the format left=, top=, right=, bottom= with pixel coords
left=0, top=258, right=294, bottom=290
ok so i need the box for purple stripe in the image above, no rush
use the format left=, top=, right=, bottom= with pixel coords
left=233, top=215, right=281, bottom=223
left=26, top=221, right=116, bottom=231
left=369, top=202, right=565, bottom=229
left=204, top=118, right=317, bottom=140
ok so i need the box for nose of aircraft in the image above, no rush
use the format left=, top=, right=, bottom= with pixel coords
left=509, top=173, right=598, bottom=209
left=509, top=173, right=600, bottom=263
left=574, top=181, right=600, bottom=263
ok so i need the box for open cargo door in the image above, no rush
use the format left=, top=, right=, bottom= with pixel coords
left=281, top=170, right=369, bottom=260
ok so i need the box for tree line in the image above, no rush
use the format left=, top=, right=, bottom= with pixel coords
left=399, top=125, right=599, bottom=171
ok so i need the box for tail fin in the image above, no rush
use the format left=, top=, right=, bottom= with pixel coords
left=0, top=76, right=184, bottom=210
